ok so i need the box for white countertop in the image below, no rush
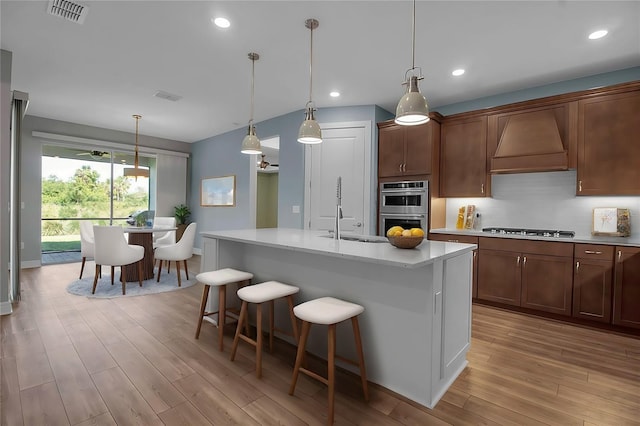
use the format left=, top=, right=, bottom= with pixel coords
left=201, top=228, right=476, bottom=269
left=429, top=228, right=640, bottom=247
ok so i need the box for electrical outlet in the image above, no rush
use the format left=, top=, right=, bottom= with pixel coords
left=292, top=205, right=300, bottom=214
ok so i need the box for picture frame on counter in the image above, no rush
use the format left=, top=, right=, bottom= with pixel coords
left=201, top=175, right=236, bottom=207
left=592, top=207, right=631, bottom=237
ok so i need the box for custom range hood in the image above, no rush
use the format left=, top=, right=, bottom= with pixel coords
left=490, top=107, right=570, bottom=174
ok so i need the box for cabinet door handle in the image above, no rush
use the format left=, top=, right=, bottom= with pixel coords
left=447, top=239, right=459, bottom=243
left=578, top=180, right=583, bottom=192
left=584, top=250, right=602, bottom=255
left=516, top=255, right=520, bottom=266
left=402, top=163, right=406, bottom=172
left=576, top=261, right=580, bottom=272
left=618, top=250, right=622, bottom=261
left=523, top=256, right=527, bottom=266
left=481, top=183, right=485, bottom=194
left=399, top=163, right=403, bottom=172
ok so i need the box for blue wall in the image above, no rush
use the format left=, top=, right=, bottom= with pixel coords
left=190, top=104, right=383, bottom=249
left=433, top=66, right=640, bottom=116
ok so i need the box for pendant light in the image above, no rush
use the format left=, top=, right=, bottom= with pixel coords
left=298, top=18, right=322, bottom=144
left=241, top=52, right=262, bottom=154
left=123, top=114, right=149, bottom=179
left=394, top=0, right=430, bottom=126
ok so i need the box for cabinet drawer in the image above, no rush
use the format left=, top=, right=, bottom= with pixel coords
left=429, top=234, right=478, bottom=244
left=479, top=237, right=573, bottom=257
left=574, top=244, right=614, bottom=261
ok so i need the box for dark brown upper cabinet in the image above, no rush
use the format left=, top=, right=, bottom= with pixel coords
left=487, top=102, right=577, bottom=174
left=440, top=115, right=489, bottom=197
left=577, top=89, right=640, bottom=195
left=377, top=115, right=442, bottom=185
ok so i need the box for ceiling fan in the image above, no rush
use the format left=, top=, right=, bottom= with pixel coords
left=258, top=154, right=278, bottom=170
left=77, top=150, right=111, bottom=159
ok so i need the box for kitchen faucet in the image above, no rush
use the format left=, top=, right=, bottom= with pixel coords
left=335, top=176, right=343, bottom=240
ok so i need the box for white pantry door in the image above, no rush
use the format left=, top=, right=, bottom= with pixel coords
left=304, top=121, right=371, bottom=234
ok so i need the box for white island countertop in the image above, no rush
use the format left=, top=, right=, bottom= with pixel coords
left=201, top=228, right=476, bottom=269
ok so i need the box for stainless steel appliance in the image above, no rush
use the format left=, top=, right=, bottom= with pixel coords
left=482, top=227, right=575, bottom=238
left=378, top=180, right=428, bottom=235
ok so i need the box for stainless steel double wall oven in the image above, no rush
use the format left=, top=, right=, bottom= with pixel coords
left=378, top=180, right=428, bottom=235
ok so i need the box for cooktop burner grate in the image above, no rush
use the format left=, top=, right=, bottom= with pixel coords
left=482, top=227, right=575, bottom=238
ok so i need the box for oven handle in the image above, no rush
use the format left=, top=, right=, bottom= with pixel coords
left=379, top=213, right=425, bottom=219
left=381, top=188, right=426, bottom=194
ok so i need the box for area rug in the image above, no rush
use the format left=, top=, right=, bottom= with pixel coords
left=66, top=268, right=196, bottom=298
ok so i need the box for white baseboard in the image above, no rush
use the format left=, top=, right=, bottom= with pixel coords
left=21, top=260, right=41, bottom=269
left=0, top=301, right=13, bottom=315
left=192, top=248, right=202, bottom=256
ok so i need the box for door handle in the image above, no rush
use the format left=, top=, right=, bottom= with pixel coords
left=576, top=261, right=580, bottom=272
left=523, top=256, right=527, bottom=267
left=481, top=183, right=485, bottom=194
left=618, top=250, right=622, bottom=261
left=578, top=180, right=583, bottom=192
left=352, top=222, right=362, bottom=227
left=516, top=256, right=520, bottom=266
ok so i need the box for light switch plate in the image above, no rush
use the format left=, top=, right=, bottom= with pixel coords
left=292, top=205, right=300, bottom=214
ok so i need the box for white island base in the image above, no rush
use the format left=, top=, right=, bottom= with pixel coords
left=201, top=228, right=475, bottom=409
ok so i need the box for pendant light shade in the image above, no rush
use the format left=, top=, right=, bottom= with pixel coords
left=394, top=0, right=430, bottom=126
left=123, top=114, right=149, bottom=179
left=395, top=75, right=430, bottom=125
left=241, top=124, right=261, bottom=154
left=241, top=52, right=262, bottom=154
left=298, top=103, right=322, bottom=144
left=298, top=18, right=322, bottom=144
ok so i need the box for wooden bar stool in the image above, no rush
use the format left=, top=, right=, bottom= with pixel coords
left=289, top=297, right=369, bottom=425
left=230, top=281, right=299, bottom=378
left=194, top=268, right=253, bottom=351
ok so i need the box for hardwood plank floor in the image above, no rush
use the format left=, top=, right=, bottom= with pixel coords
left=1, top=257, right=639, bottom=425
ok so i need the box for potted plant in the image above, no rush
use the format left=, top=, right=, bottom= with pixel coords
left=174, top=203, right=191, bottom=241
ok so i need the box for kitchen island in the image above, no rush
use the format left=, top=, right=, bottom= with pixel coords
left=200, top=228, right=476, bottom=409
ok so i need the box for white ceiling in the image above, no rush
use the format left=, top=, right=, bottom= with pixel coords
left=2, top=1, right=639, bottom=144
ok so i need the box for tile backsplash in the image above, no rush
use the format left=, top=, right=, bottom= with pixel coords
left=444, top=170, right=640, bottom=238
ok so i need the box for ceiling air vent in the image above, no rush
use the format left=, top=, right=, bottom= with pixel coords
left=154, top=90, right=182, bottom=102
left=47, top=0, right=88, bottom=24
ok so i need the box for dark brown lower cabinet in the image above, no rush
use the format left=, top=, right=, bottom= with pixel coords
left=477, top=237, right=573, bottom=316
left=573, top=244, right=614, bottom=323
left=613, top=246, right=640, bottom=329
left=520, top=253, right=573, bottom=315
left=477, top=249, right=521, bottom=306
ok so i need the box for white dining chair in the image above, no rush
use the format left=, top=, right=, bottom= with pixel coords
left=153, top=216, right=176, bottom=249
left=79, top=220, right=95, bottom=279
left=154, top=222, right=196, bottom=287
left=92, top=226, right=144, bottom=295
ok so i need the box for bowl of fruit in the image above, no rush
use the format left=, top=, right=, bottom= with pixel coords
left=386, top=226, right=425, bottom=249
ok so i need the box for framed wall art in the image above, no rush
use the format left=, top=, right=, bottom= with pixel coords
left=201, top=175, right=236, bottom=207
left=592, top=207, right=631, bottom=237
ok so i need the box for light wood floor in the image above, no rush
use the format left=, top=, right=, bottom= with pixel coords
left=2, top=257, right=639, bottom=425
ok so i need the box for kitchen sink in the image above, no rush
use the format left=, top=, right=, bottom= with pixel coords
left=320, top=232, right=388, bottom=243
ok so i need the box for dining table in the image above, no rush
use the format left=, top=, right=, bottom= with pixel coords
left=123, top=226, right=176, bottom=281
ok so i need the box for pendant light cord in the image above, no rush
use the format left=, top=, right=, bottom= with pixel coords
left=250, top=56, right=255, bottom=125
left=411, top=0, right=416, bottom=71
left=133, top=114, right=141, bottom=169
left=309, top=23, right=314, bottom=104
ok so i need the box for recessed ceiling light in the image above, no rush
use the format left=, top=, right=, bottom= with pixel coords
left=330, top=91, right=340, bottom=98
left=212, top=17, right=230, bottom=28
left=452, top=69, right=465, bottom=76
left=588, top=29, right=608, bottom=40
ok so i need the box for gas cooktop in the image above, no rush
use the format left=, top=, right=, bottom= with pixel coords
left=482, top=227, right=575, bottom=238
